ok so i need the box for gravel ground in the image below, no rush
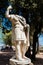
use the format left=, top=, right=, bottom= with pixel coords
left=34, top=52, right=43, bottom=65
left=0, top=47, right=15, bottom=65
left=0, top=47, right=43, bottom=65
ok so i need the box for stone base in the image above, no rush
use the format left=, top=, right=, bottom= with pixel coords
left=10, top=56, right=31, bottom=65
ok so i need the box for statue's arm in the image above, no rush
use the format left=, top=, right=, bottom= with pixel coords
left=26, top=24, right=30, bottom=28
left=5, top=5, right=12, bottom=18
left=26, top=24, right=30, bottom=46
left=5, top=5, right=18, bottom=21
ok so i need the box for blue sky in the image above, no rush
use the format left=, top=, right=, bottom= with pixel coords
left=38, top=34, right=43, bottom=46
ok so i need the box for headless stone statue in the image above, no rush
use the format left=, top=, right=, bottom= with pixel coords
left=5, top=5, right=31, bottom=64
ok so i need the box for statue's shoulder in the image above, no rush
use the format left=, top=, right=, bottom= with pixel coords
left=16, top=15, right=25, bottom=19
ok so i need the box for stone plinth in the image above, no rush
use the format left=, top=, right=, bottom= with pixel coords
left=10, top=56, right=31, bottom=65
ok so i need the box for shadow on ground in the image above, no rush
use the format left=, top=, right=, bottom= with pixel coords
left=0, top=47, right=15, bottom=65
left=34, top=57, right=43, bottom=65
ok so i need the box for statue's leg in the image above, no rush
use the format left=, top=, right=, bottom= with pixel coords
left=22, top=24, right=30, bottom=59
left=22, top=41, right=29, bottom=59
left=15, top=41, right=25, bottom=60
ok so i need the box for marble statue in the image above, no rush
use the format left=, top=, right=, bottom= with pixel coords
left=5, top=5, right=31, bottom=65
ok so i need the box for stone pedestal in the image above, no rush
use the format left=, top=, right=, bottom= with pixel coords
left=10, top=56, right=31, bottom=65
